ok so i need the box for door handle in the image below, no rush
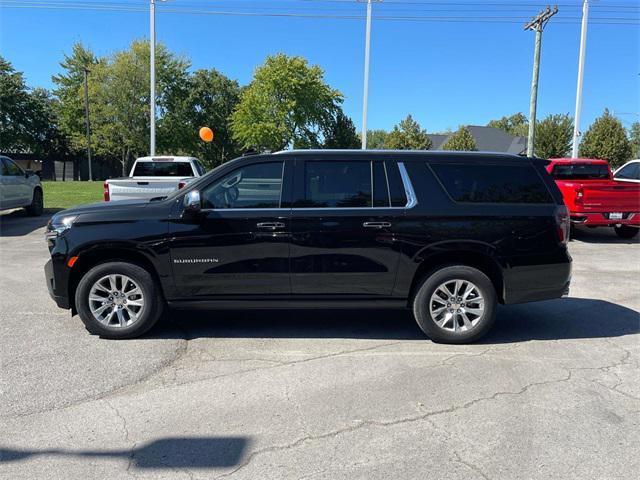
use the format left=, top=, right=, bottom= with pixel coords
left=363, top=221, right=392, bottom=229
left=256, top=222, right=285, bottom=230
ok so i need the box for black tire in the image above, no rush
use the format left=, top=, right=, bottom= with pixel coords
left=412, top=265, right=497, bottom=344
left=26, top=188, right=43, bottom=216
left=75, top=261, right=164, bottom=339
left=614, top=225, right=639, bottom=239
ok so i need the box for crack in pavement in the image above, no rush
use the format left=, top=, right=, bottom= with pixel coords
left=212, top=347, right=635, bottom=480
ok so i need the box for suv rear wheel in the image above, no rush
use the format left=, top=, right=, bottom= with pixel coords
left=412, top=265, right=497, bottom=344
left=75, top=262, right=164, bottom=339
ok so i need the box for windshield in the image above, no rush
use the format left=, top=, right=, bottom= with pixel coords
left=551, top=163, right=609, bottom=180
left=133, top=161, right=194, bottom=177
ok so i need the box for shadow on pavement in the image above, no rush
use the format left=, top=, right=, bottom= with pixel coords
left=0, top=437, right=249, bottom=469
left=154, top=297, right=639, bottom=343
left=571, top=225, right=639, bottom=245
left=0, top=209, right=60, bottom=237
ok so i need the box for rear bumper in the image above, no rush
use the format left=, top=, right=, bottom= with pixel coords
left=503, top=257, right=572, bottom=305
left=45, top=259, right=70, bottom=309
left=570, top=212, right=639, bottom=227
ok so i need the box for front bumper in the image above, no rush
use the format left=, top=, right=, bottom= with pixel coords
left=45, top=258, right=70, bottom=309
left=570, top=212, right=639, bottom=227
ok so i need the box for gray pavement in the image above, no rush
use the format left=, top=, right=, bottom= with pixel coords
left=1, top=209, right=638, bottom=480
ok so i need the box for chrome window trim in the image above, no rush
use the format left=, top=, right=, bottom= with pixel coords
left=198, top=161, right=417, bottom=212
left=397, top=162, right=418, bottom=209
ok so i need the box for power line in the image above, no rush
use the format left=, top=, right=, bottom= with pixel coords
left=1, top=0, right=638, bottom=24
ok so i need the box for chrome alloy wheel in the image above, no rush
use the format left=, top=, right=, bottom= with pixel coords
left=88, top=274, right=144, bottom=328
left=429, top=279, right=485, bottom=332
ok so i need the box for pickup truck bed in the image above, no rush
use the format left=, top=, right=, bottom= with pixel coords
left=104, top=156, right=204, bottom=202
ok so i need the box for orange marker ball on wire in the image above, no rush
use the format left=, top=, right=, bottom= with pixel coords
left=199, top=127, right=214, bottom=142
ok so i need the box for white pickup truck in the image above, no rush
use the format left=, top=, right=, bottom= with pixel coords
left=104, top=156, right=206, bottom=202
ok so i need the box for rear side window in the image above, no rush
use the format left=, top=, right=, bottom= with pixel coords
left=385, top=161, right=408, bottom=207
left=431, top=163, right=553, bottom=204
left=133, top=161, right=194, bottom=177
left=301, top=161, right=372, bottom=208
left=373, top=162, right=390, bottom=207
left=551, top=163, right=609, bottom=180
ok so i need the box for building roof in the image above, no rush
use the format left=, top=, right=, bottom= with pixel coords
left=428, top=125, right=527, bottom=155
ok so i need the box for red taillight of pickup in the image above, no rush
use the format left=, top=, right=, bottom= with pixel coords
left=103, top=182, right=110, bottom=202
left=555, top=205, right=570, bottom=244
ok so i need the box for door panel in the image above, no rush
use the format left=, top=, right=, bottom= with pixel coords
left=168, top=159, right=292, bottom=298
left=169, top=210, right=291, bottom=297
left=289, top=158, right=401, bottom=296
left=290, top=210, right=401, bottom=295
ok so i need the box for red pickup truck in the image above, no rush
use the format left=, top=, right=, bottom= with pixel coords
left=546, top=158, right=640, bottom=239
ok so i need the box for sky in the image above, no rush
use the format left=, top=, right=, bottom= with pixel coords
left=0, top=0, right=639, bottom=135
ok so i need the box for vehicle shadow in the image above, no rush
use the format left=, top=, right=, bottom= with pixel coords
left=0, top=436, right=249, bottom=469
left=155, top=297, right=639, bottom=343
left=0, top=209, right=61, bottom=237
left=571, top=225, right=640, bottom=244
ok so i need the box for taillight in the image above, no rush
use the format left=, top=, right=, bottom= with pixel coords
left=103, top=182, right=110, bottom=202
left=574, top=187, right=583, bottom=205
left=555, top=205, right=570, bottom=244
left=178, top=181, right=186, bottom=190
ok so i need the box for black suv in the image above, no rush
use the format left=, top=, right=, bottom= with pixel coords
left=45, top=150, right=571, bottom=343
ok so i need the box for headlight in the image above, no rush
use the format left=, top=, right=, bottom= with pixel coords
left=45, top=215, right=78, bottom=240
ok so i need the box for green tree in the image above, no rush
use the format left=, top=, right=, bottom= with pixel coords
left=51, top=43, right=98, bottom=155
left=323, top=109, right=360, bottom=149
left=231, top=54, right=343, bottom=151
left=27, top=88, right=70, bottom=158
left=159, top=68, right=241, bottom=168
left=487, top=112, right=529, bottom=137
left=629, top=122, right=640, bottom=159
left=442, top=126, right=477, bottom=151
left=365, top=129, right=389, bottom=149
left=0, top=57, right=68, bottom=158
left=579, top=109, right=632, bottom=168
left=54, top=40, right=190, bottom=175
left=384, top=114, right=431, bottom=150
left=534, top=114, right=573, bottom=159
left=0, top=56, right=34, bottom=152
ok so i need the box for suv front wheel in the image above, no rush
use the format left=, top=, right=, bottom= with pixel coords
left=75, top=261, right=164, bottom=339
left=412, top=265, right=497, bottom=344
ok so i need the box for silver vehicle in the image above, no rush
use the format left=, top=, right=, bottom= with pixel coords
left=104, top=156, right=205, bottom=202
left=0, top=156, right=43, bottom=216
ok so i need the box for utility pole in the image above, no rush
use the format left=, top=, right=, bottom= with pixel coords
left=361, top=0, right=377, bottom=150
left=150, top=0, right=156, bottom=156
left=83, top=67, right=93, bottom=181
left=524, top=5, right=558, bottom=157
left=571, top=0, right=589, bottom=158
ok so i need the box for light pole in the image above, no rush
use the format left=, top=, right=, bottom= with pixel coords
left=83, top=67, right=93, bottom=181
left=361, top=0, right=375, bottom=150
left=571, top=0, right=589, bottom=158
left=150, top=0, right=156, bottom=156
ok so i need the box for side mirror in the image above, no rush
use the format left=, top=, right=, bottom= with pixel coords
left=183, top=189, right=202, bottom=214
left=25, top=170, right=34, bottom=178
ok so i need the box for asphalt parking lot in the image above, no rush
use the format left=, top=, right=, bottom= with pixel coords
left=1, top=210, right=638, bottom=480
